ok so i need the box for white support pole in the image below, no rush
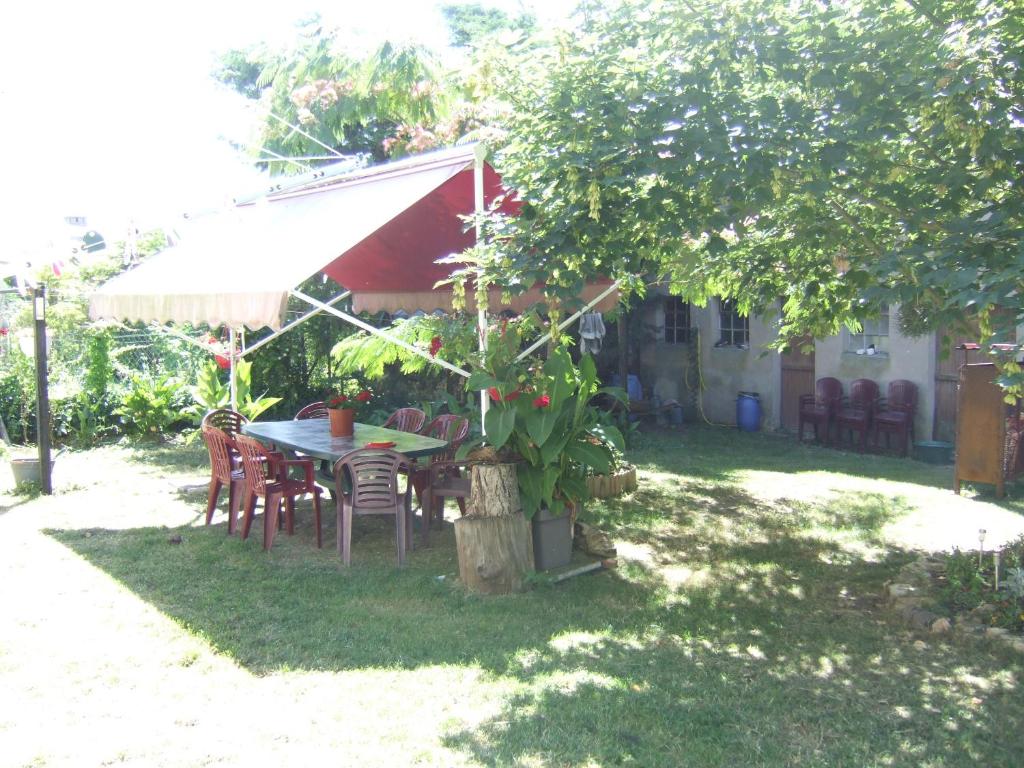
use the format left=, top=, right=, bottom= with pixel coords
left=474, top=145, right=489, bottom=431
left=228, top=327, right=238, bottom=412
left=289, top=289, right=471, bottom=378
left=516, top=280, right=621, bottom=362
left=240, top=290, right=352, bottom=358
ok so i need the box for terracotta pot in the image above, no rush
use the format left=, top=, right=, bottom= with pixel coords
left=329, top=408, right=354, bottom=437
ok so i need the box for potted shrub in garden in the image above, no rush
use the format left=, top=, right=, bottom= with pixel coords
left=327, top=379, right=373, bottom=437
left=464, top=319, right=625, bottom=570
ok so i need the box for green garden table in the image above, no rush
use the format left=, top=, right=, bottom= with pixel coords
left=241, top=419, right=450, bottom=537
left=242, top=419, right=448, bottom=465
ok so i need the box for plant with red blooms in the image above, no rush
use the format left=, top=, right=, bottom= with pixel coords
left=429, top=335, right=443, bottom=358
left=327, top=378, right=374, bottom=419
left=463, top=315, right=625, bottom=518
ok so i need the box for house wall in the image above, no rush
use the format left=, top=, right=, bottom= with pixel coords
left=633, top=293, right=782, bottom=428
left=693, top=303, right=782, bottom=428
left=814, top=304, right=936, bottom=441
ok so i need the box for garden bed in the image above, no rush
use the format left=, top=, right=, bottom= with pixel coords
left=585, top=466, right=637, bottom=498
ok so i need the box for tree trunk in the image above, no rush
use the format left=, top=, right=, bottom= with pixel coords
left=467, top=463, right=519, bottom=517
left=454, top=513, right=535, bottom=594
left=456, top=462, right=533, bottom=594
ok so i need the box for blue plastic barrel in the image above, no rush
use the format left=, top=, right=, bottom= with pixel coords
left=610, top=374, right=643, bottom=401
left=736, top=392, right=761, bottom=432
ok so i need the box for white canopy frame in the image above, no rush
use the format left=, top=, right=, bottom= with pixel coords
left=93, top=144, right=621, bottom=421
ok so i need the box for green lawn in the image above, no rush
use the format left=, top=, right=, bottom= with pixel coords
left=1, top=426, right=1023, bottom=766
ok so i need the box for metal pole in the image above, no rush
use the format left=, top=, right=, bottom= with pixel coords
left=228, top=328, right=237, bottom=412
left=474, top=145, right=489, bottom=432
left=33, top=286, right=52, bottom=494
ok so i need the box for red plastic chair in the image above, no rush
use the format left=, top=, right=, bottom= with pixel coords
left=235, top=434, right=323, bottom=551
left=836, top=378, right=879, bottom=452
left=201, top=408, right=248, bottom=436
left=382, top=407, right=426, bottom=434
left=873, top=380, right=918, bottom=456
left=415, top=414, right=470, bottom=543
left=798, top=377, right=843, bottom=444
left=333, top=449, right=414, bottom=566
left=295, top=401, right=329, bottom=420
left=201, top=425, right=245, bottom=534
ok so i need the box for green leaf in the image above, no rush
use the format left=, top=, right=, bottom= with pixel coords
left=564, top=439, right=611, bottom=475
left=484, top=405, right=516, bottom=449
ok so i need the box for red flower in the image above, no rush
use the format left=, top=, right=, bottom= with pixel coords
left=215, top=354, right=230, bottom=370
left=488, top=387, right=501, bottom=402
left=533, top=394, right=551, bottom=408
left=355, top=390, right=372, bottom=402
left=429, top=335, right=442, bottom=358
left=504, top=389, right=520, bottom=402
left=329, top=395, right=348, bottom=407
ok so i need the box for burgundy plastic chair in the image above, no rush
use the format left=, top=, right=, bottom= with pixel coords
left=333, top=449, right=414, bottom=566
left=201, top=425, right=245, bottom=534
left=201, top=408, right=248, bottom=437
left=295, top=401, right=329, bottom=420
left=382, top=407, right=427, bottom=434
left=873, top=380, right=918, bottom=456
left=415, top=414, right=471, bottom=543
left=836, top=378, right=880, bottom=452
left=798, top=377, right=843, bottom=444
left=235, top=434, right=323, bottom=551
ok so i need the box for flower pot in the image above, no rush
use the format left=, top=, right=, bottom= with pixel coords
left=329, top=408, right=354, bottom=437
left=10, top=457, right=53, bottom=488
left=531, top=503, right=575, bottom=571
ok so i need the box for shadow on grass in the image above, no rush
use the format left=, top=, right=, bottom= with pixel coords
left=43, top=430, right=1024, bottom=767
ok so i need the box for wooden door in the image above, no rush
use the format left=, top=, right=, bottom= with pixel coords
left=780, top=337, right=815, bottom=431
left=933, top=330, right=980, bottom=442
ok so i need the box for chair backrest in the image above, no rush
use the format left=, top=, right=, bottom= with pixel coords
left=202, top=425, right=236, bottom=484
left=295, top=401, right=329, bottom=420
left=382, top=407, right=426, bottom=434
left=887, top=379, right=918, bottom=413
left=848, top=378, right=880, bottom=410
left=333, top=449, right=409, bottom=511
left=234, top=434, right=274, bottom=496
left=815, top=377, right=843, bottom=408
left=423, top=414, right=470, bottom=460
left=201, top=408, right=248, bottom=436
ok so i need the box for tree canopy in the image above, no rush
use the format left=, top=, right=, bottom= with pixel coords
left=472, top=0, right=1022, bottom=381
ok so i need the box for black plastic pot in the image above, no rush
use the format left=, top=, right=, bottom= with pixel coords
left=531, top=504, right=574, bottom=571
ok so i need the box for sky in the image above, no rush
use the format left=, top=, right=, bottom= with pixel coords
left=0, top=0, right=576, bottom=258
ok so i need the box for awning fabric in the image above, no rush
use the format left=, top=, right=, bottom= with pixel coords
left=89, top=143, right=616, bottom=330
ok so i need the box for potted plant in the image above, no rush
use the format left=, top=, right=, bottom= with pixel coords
left=464, top=319, right=625, bottom=570
left=327, top=378, right=373, bottom=437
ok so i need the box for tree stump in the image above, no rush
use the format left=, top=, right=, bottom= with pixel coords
left=467, top=462, right=519, bottom=517
left=454, top=463, right=534, bottom=594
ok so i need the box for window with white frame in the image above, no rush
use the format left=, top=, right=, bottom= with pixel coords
left=717, top=298, right=749, bottom=347
left=663, top=296, right=692, bottom=344
left=846, top=304, right=890, bottom=355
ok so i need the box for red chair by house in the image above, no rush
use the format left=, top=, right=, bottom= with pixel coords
left=333, top=449, right=414, bottom=567
left=382, top=407, right=426, bottom=434
left=235, top=434, right=323, bottom=551
left=798, top=377, right=843, bottom=444
left=836, top=378, right=880, bottom=452
left=295, top=401, right=329, bottom=420
left=415, top=414, right=471, bottom=543
left=201, top=425, right=246, bottom=534
left=873, top=380, right=918, bottom=456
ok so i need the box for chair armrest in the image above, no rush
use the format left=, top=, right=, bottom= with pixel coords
left=277, top=457, right=316, bottom=487
left=798, top=394, right=815, bottom=407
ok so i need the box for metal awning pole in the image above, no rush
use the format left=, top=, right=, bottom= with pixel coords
left=474, top=145, right=489, bottom=432
left=289, top=289, right=471, bottom=377
left=240, top=290, right=351, bottom=357
left=228, top=328, right=237, bottom=411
